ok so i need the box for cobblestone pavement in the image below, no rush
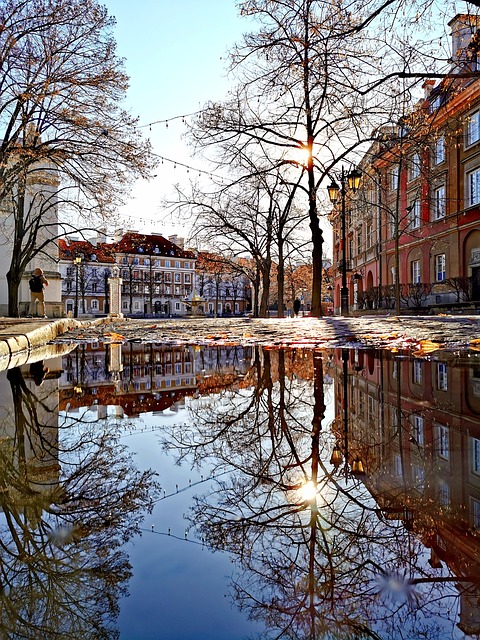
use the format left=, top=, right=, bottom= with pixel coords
left=54, top=314, right=480, bottom=352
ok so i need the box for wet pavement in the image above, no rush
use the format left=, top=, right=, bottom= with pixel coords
left=53, top=314, right=480, bottom=352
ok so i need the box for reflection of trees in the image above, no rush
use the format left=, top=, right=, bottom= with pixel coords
left=0, top=366, right=159, bottom=639
left=163, top=348, right=480, bottom=639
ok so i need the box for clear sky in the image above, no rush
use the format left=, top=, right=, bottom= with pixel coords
left=103, top=0, right=248, bottom=241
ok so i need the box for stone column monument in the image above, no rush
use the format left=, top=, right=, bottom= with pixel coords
left=108, top=266, right=124, bottom=319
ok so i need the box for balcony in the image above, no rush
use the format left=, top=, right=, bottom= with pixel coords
left=336, top=259, right=353, bottom=272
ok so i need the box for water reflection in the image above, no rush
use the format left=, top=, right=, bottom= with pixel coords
left=0, top=352, right=160, bottom=638
left=2, top=342, right=480, bottom=638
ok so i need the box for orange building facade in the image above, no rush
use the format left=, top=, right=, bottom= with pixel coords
left=331, top=15, right=480, bottom=315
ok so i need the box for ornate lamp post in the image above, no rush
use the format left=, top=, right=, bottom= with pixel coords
left=74, top=256, right=82, bottom=318
left=327, top=167, right=361, bottom=316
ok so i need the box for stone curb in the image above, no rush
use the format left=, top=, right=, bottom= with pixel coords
left=0, top=318, right=95, bottom=371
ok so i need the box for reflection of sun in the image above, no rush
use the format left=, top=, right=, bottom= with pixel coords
left=289, top=146, right=311, bottom=167
left=298, top=480, right=317, bottom=502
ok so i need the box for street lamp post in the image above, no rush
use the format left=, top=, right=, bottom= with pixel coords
left=327, top=167, right=361, bottom=316
left=74, top=256, right=81, bottom=318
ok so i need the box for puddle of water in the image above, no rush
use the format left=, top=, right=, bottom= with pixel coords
left=0, top=342, right=479, bottom=639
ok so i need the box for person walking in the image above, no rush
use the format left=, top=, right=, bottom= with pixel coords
left=28, top=268, right=49, bottom=318
left=286, top=300, right=293, bottom=318
left=293, top=298, right=301, bottom=317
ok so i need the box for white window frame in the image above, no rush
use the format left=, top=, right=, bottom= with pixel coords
left=472, top=437, right=480, bottom=475
left=413, top=360, right=423, bottom=385
left=436, top=424, right=450, bottom=460
left=391, top=166, right=399, bottom=191
left=433, top=185, right=446, bottom=220
left=412, top=260, right=421, bottom=284
left=437, top=362, right=448, bottom=391
left=435, top=254, right=446, bottom=282
left=411, top=414, right=424, bottom=446
left=434, top=136, right=445, bottom=164
left=467, top=167, right=480, bottom=206
left=467, top=110, right=480, bottom=146
left=409, top=201, right=421, bottom=229
left=409, top=153, right=420, bottom=180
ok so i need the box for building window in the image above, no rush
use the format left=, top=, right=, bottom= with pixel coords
left=412, top=260, right=421, bottom=284
left=411, top=414, right=424, bottom=446
left=438, top=480, right=450, bottom=506
left=471, top=497, right=480, bottom=529
left=356, top=228, right=362, bottom=254
left=165, top=260, right=171, bottom=268
left=472, top=437, right=480, bottom=475
left=434, top=136, right=445, bottom=164
left=366, top=220, right=374, bottom=249
left=409, top=201, right=421, bottom=228
left=184, top=274, right=191, bottom=284
left=435, top=254, right=446, bottom=282
left=391, top=166, right=399, bottom=191
left=467, top=168, right=480, bottom=206
left=134, top=301, right=140, bottom=310
left=67, top=267, right=74, bottom=277
left=175, top=261, right=180, bottom=268
left=467, top=110, right=480, bottom=146
left=185, top=262, right=190, bottom=269
left=122, top=301, right=128, bottom=309
left=413, top=360, right=422, bottom=384
left=409, top=153, right=420, bottom=180
left=91, top=300, right=98, bottom=310
left=92, top=283, right=97, bottom=293
left=174, top=273, right=181, bottom=283
left=433, top=186, right=445, bottom=219
left=437, top=362, right=448, bottom=391
left=436, top=424, right=450, bottom=460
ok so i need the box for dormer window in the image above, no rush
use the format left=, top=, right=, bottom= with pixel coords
left=91, top=254, right=97, bottom=261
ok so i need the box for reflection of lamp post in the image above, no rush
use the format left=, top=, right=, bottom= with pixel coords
left=327, top=167, right=361, bottom=316
left=74, top=256, right=81, bottom=318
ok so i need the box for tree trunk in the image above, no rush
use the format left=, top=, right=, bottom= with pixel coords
left=6, top=270, right=22, bottom=317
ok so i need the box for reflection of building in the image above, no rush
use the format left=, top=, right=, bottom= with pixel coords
left=331, top=348, right=480, bottom=634
left=0, top=355, right=64, bottom=501
left=58, top=343, right=255, bottom=417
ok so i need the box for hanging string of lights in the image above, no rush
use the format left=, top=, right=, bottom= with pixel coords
left=140, top=110, right=203, bottom=130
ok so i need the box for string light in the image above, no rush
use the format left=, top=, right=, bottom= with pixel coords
left=140, top=110, right=203, bottom=129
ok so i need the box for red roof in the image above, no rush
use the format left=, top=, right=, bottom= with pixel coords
left=58, top=239, right=116, bottom=263
left=113, top=232, right=195, bottom=259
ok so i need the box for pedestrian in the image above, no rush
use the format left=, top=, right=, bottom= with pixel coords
left=293, top=298, right=301, bottom=317
left=28, top=268, right=49, bottom=318
left=30, top=360, right=49, bottom=386
left=286, top=300, right=293, bottom=318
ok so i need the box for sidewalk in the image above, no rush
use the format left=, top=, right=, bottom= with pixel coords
left=1, top=314, right=480, bottom=372
left=49, top=314, right=480, bottom=351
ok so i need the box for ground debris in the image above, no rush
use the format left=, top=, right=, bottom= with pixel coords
left=51, top=315, right=480, bottom=354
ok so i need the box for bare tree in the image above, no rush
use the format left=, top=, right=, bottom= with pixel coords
left=0, top=0, right=155, bottom=316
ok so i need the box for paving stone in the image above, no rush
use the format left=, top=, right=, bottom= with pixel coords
left=53, top=315, right=480, bottom=353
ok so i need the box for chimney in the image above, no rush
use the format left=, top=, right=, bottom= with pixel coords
left=423, top=79, right=436, bottom=98
left=114, top=228, right=123, bottom=242
left=169, top=235, right=184, bottom=249
left=97, top=227, right=107, bottom=243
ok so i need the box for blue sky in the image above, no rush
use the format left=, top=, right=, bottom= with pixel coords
left=103, top=0, right=248, bottom=239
